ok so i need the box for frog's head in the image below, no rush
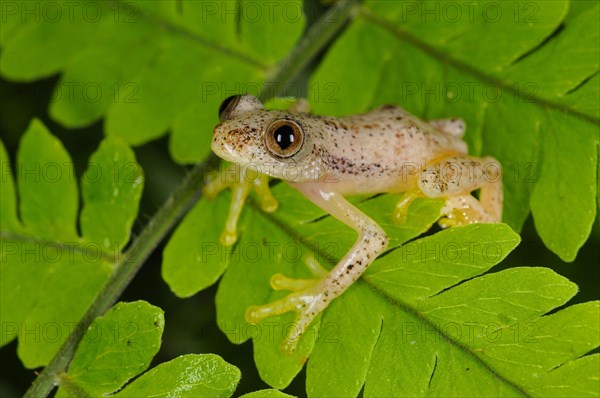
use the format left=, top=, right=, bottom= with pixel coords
left=212, top=94, right=317, bottom=181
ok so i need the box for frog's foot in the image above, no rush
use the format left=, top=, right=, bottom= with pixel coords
left=438, top=194, right=496, bottom=228
left=204, top=164, right=278, bottom=246
left=245, top=255, right=328, bottom=352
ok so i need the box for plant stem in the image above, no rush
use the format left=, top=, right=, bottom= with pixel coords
left=23, top=2, right=356, bottom=397
left=23, top=158, right=211, bottom=398
left=262, top=0, right=358, bottom=101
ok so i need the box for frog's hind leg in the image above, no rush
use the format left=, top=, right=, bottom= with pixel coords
left=417, top=155, right=503, bottom=227
left=245, top=182, right=388, bottom=352
left=428, top=118, right=466, bottom=137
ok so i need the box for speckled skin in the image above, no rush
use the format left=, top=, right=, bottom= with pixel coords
left=213, top=102, right=468, bottom=195
left=210, top=95, right=503, bottom=352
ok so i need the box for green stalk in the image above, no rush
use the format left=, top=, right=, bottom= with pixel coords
left=23, top=2, right=356, bottom=397
left=260, top=0, right=358, bottom=102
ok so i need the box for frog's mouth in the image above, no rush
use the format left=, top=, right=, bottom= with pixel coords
left=211, top=131, right=233, bottom=161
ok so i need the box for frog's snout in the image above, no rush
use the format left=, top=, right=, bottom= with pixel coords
left=211, top=124, right=244, bottom=162
left=213, top=122, right=223, bottom=136
left=211, top=124, right=226, bottom=155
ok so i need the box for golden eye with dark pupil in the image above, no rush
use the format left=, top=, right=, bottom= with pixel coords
left=264, top=119, right=304, bottom=158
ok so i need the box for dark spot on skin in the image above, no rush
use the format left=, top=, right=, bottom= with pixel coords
left=347, top=264, right=354, bottom=270
left=381, top=104, right=396, bottom=110
left=324, top=120, right=338, bottom=129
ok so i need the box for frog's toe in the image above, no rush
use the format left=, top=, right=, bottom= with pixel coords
left=260, top=197, right=278, bottom=213
left=245, top=256, right=330, bottom=351
left=440, top=195, right=494, bottom=227
left=203, top=184, right=220, bottom=200
left=392, top=192, right=419, bottom=224
left=219, top=229, right=238, bottom=246
left=270, top=273, right=317, bottom=291
left=392, top=207, right=409, bottom=224
left=303, top=254, right=328, bottom=278
left=438, top=215, right=458, bottom=229
left=245, top=289, right=323, bottom=352
left=244, top=292, right=307, bottom=323
left=267, top=254, right=327, bottom=292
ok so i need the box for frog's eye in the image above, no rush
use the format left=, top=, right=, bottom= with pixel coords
left=264, top=119, right=304, bottom=158
left=219, top=95, right=242, bottom=122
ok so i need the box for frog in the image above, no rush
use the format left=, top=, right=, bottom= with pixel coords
left=205, top=94, right=503, bottom=352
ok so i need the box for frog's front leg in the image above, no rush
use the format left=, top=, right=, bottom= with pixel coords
left=245, top=181, right=389, bottom=352
left=204, top=164, right=277, bottom=246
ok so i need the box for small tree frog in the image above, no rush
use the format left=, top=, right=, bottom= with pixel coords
left=206, top=94, right=502, bottom=351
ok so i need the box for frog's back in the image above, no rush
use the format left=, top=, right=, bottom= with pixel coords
left=306, top=105, right=467, bottom=194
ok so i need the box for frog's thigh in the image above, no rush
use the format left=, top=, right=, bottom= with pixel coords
left=418, top=155, right=503, bottom=222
